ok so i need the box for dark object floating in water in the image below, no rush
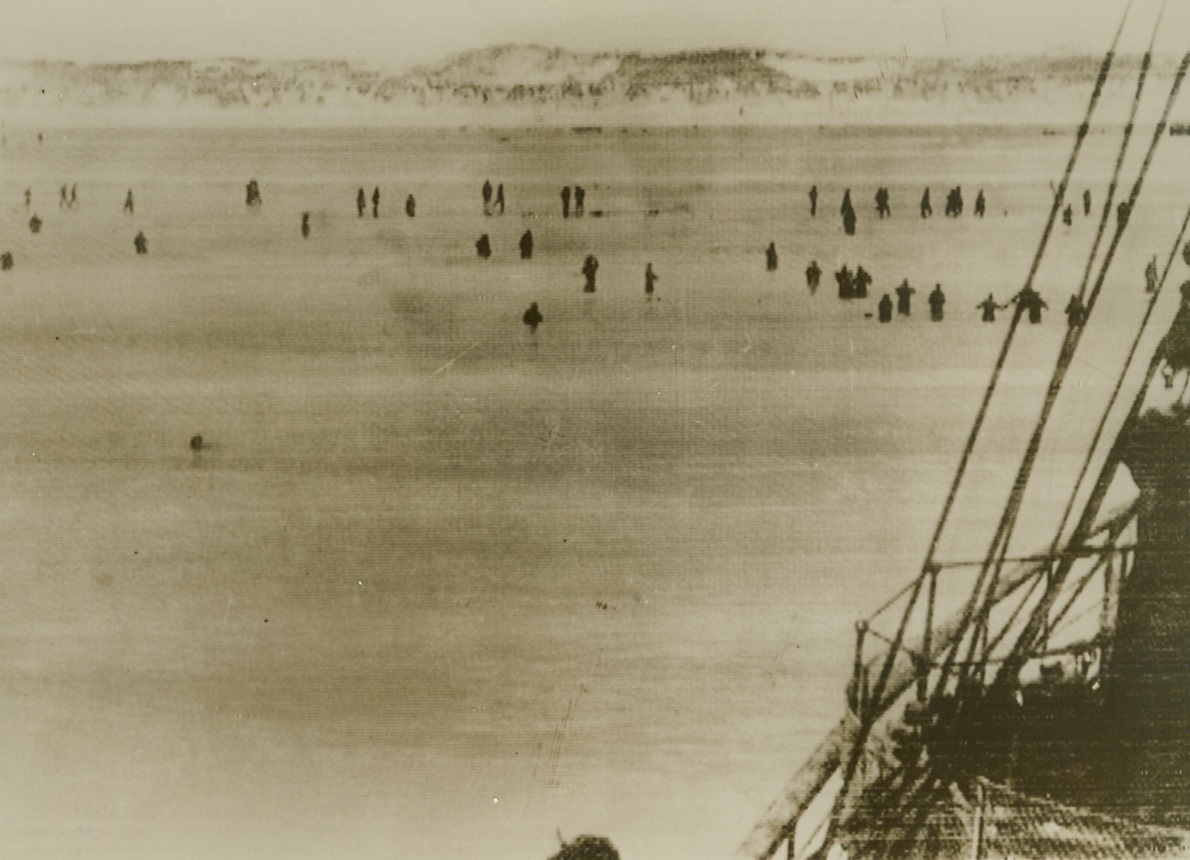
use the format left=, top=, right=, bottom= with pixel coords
left=0, top=252, right=12, bottom=270
left=549, top=834, right=620, bottom=860
left=190, top=435, right=203, bottom=452
left=29, top=215, right=42, bottom=233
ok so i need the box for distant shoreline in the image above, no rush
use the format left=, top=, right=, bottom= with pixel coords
left=3, top=47, right=1179, bottom=131
left=0, top=113, right=1151, bottom=133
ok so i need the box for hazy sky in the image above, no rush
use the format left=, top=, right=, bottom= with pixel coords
left=0, top=0, right=1180, bottom=66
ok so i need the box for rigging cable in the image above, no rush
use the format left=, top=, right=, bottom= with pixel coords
left=811, top=9, right=1140, bottom=843
left=940, top=45, right=1189, bottom=698
left=994, top=201, right=1190, bottom=683
left=974, top=51, right=1190, bottom=685
left=961, top=5, right=1170, bottom=681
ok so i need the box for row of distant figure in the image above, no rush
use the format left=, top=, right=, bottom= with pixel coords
left=812, top=185, right=989, bottom=232
left=516, top=277, right=1072, bottom=338
left=21, top=181, right=1115, bottom=228
left=487, top=181, right=595, bottom=219
left=811, top=257, right=1089, bottom=326
left=22, top=186, right=81, bottom=210
left=354, top=187, right=418, bottom=218
left=868, top=282, right=1080, bottom=326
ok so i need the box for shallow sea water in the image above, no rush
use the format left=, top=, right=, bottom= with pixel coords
left=0, top=122, right=1185, bottom=860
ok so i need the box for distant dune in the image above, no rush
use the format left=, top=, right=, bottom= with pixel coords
left=0, top=46, right=1177, bottom=127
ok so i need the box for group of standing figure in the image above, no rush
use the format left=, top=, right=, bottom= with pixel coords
left=835, top=264, right=873, bottom=300
left=561, top=185, right=587, bottom=219
left=59, top=183, right=79, bottom=209
left=521, top=260, right=659, bottom=335
left=476, top=230, right=534, bottom=260
left=355, top=187, right=416, bottom=219
left=870, top=282, right=946, bottom=322
left=482, top=180, right=506, bottom=215
left=805, top=185, right=989, bottom=234
left=974, top=286, right=1062, bottom=325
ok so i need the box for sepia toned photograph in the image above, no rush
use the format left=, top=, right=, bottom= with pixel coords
left=2, top=1, right=1189, bottom=858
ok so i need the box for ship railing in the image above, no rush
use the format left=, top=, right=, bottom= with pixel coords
left=737, top=500, right=1140, bottom=860
left=846, top=501, right=1137, bottom=728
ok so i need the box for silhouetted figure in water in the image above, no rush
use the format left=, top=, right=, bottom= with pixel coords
left=495, top=183, right=505, bottom=214
left=765, top=242, right=778, bottom=271
left=28, top=215, right=41, bottom=234
left=476, top=234, right=492, bottom=259
left=1117, top=200, right=1130, bottom=228
left=561, top=186, right=571, bottom=219
left=1, top=252, right=12, bottom=271
left=974, top=190, right=986, bottom=217
left=372, top=187, right=380, bottom=218
left=246, top=180, right=261, bottom=206
left=809, top=185, right=818, bottom=217
left=406, top=194, right=416, bottom=217
left=977, top=293, right=1002, bottom=323
left=523, top=302, right=543, bottom=333
left=134, top=231, right=147, bottom=255
left=1028, top=291, right=1049, bottom=324
left=840, top=189, right=852, bottom=217
left=124, top=189, right=134, bottom=214
left=645, top=263, right=658, bottom=298
left=895, top=279, right=915, bottom=316
left=574, top=185, right=585, bottom=217
left=301, top=212, right=310, bottom=238
left=1083, top=188, right=1092, bottom=217
left=1146, top=256, right=1159, bottom=293
left=69, top=184, right=77, bottom=208
left=357, top=188, right=366, bottom=217
left=852, top=266, right=871, bottom=299
left=582, top=254, right=599, bottom=292
left=878, top=294, right=893, bottom=322
left=836, top=265, right=853, bottom=299
left=1011, top=285, right=1048, bottom=324
left=875, top=187, right=890, bottom=218
left=928, top=284, right=946, bottom=321
left=520, top=230, right=534, bottom=260
left=843, top=206, right=856, bottom=236
left=24, top=188, right=31, bottom=208
left=482, top=179, right=493, bottom=214
left=1062, top=204, right=1073, bottom=226
left=806, top=260, right=821, bottom=293
left=920, top=187, right=932, bottom=218
left=190, top=435, right=204, bottom=452
left=1065, top=294, right=1087, bottom=328
left=945, top=187, right=963, bottom=217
